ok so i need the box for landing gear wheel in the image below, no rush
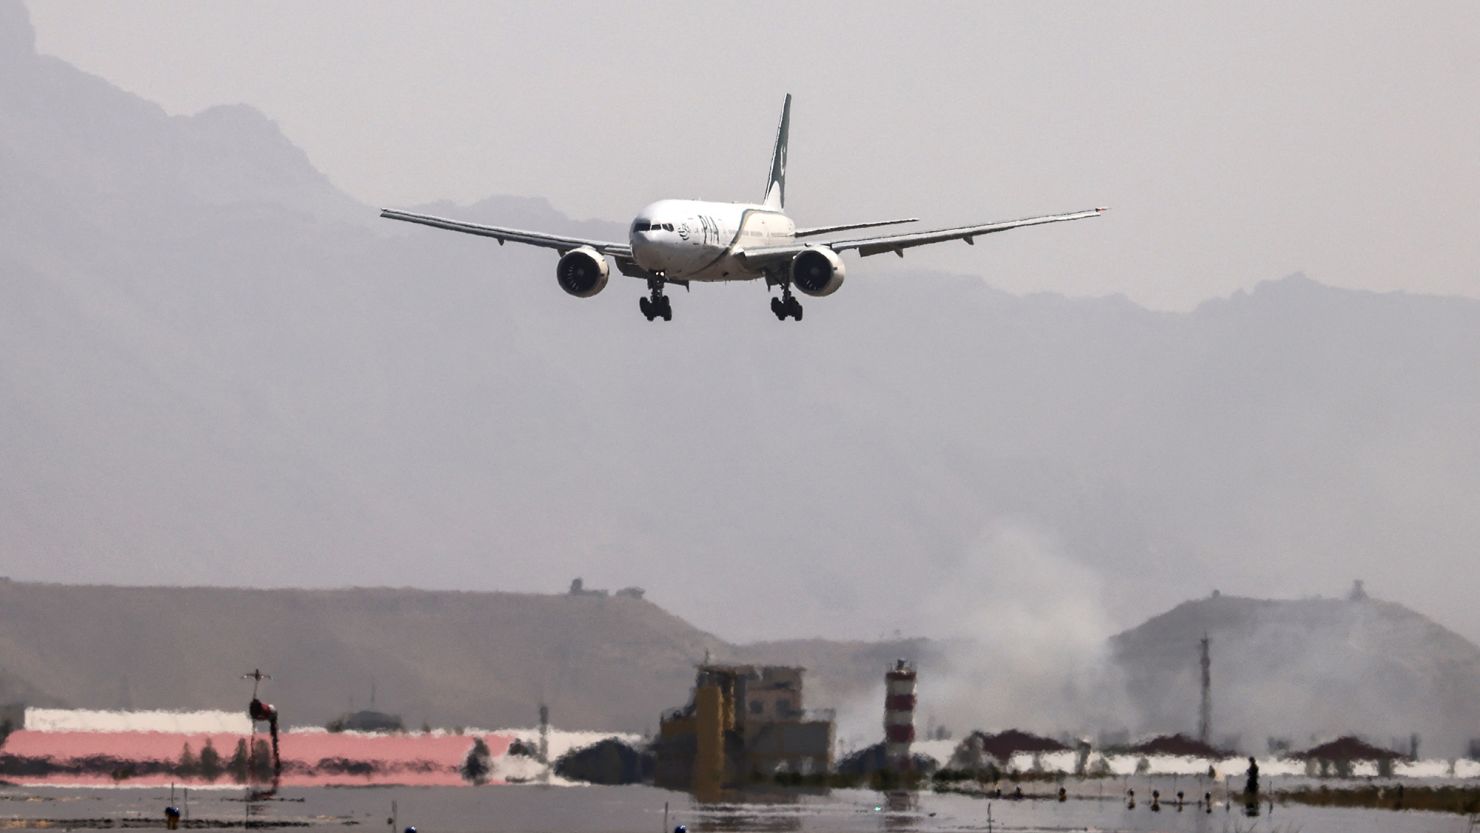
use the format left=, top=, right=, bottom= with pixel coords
left=771, top=289, right=803, bottom=321
left=641, top=279, right=672, bottom=322
left=785, top=296, right=804, bottom=321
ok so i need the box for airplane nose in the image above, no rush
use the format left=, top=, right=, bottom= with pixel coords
left=631, top=234, right=662, bottom=272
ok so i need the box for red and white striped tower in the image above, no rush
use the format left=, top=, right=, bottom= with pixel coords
left=883, top=659, right=917, bottom=772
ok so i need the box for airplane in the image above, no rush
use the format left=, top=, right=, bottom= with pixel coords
left=380, top=95, right=1105, bottom=322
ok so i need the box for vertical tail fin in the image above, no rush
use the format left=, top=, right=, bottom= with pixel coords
left=762, top=94, right=791, bottom=210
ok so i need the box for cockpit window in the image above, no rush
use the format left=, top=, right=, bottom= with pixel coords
left=633, top=221, right=651, bottom=232
left=663, top=223, right=674, bottom=231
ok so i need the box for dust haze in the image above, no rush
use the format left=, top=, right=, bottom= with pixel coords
left=833, top=520, right=1136, bottom=749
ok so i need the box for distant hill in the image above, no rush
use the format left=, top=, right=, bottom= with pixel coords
left=1111, top=590, right=1480, bottom=758
left=4, top=580, right=1476, bottom=758
left=0, top=580, right=919, bottom=733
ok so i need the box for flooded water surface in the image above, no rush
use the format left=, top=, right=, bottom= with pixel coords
left=2, top=784, right=1473, bottom=833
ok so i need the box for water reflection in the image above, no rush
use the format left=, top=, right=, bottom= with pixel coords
left=0, top=783, right=1459, bottom=833
left=878, top=790, right=917, bottom=833
left=687, top=787, right=806, bottom=833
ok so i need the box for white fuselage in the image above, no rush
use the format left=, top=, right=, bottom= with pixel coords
left=629, top=199, right=796, bottom=281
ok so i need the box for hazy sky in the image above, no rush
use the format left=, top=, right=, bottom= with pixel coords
left=25, top=1, right=1479, bottom=310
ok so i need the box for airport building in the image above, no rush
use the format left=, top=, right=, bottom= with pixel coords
left=654, top=664, right=833, bottom=789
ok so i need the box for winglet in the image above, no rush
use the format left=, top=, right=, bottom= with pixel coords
left=762, top=94, right=791, bottom=210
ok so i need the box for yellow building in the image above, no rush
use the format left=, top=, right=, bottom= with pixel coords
left=655, top=664, right=833, bottom=789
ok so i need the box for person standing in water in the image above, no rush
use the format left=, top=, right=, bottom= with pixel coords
left=1243, top=757, right=1260, bottom=815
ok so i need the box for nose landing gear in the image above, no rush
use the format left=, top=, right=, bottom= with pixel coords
left=770, top=286, right=803, bottom=321
left=640, top=279, right=673, bottom=322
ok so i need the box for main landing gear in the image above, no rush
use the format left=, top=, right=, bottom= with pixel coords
left=639, top=278, right=672, bottom=322
left=770, top=286, right=804, bottom=321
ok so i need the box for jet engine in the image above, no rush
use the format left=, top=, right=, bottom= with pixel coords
left=555, top=247, right=610, bottom=297
left=789, top=248, right=845, bottom=297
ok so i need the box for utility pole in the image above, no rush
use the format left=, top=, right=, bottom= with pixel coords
left=538, top=704, right=551, bottom=784
left=1198, top=635, right=1212, bottom=746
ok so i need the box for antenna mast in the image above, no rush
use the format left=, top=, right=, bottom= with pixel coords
left=1197, top=635, right=1212, bottom=746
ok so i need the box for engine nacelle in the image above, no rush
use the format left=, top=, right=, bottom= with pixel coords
left=790, top=247, right=846, bottom=297
left=555, top=247, right=610, bottom=297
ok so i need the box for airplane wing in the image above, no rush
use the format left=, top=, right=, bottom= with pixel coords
left=379, top=209, right=632, bottom=258
left=739, top=207, right=1105, bottom=269
left=794, top=218, right=919, bottom=237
